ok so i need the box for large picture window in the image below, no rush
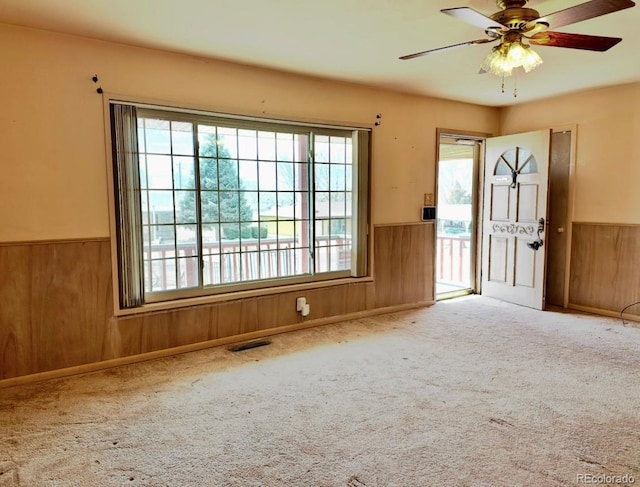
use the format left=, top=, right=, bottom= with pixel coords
left=110, top=103, right=369, bottom=308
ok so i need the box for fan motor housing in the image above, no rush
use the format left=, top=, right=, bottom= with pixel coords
left=491, top=7, right=541, bottom=30
left=496, top=0, right=528, bottom=8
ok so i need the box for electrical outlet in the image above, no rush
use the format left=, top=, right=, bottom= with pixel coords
left=296, top=297, right=306, bottom=312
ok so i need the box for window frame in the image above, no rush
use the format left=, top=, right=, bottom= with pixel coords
left=105, top=97, right=371, bottom=314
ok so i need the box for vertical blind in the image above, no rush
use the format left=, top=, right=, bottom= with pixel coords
left=111, top=104, right=145, bottom=308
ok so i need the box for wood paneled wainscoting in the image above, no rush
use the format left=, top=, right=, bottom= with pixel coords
left=0, top=223, right=434, bottom=384
left=569, top=223, right=640, bottom=319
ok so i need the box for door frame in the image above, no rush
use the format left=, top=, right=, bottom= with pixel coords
left=551, top=124, right=578, bottom=309
left=476, top=125, right=577, bottom=308
left=435, top=126, right=577, bottom=308
left=434, top=128, right=491, bottom=300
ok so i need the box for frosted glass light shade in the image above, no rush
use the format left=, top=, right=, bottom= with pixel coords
left=520, top=45, right=543, bottom=73
left=481, top=45, right=513, bottom=77
left=480, top=40, right=543, bottom=77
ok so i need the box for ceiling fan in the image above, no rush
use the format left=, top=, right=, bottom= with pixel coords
left=400, top=0, right=636, bottom=77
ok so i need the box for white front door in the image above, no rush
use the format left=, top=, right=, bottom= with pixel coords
left=481, top=130, right=551, bottom=310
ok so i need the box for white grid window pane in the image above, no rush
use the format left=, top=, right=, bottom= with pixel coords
left=177, top=257, right=199, bottom=289
left=146, top=155, right=172, bottom=189
left=332, top=245, right=351, bottom=271
left=313, top=134, right=353, bottom=275
left=258, top=131, right=276, bottom=161
left=314, top=135, right=329, bottom=163
left=171, top=121, right=194, bottom=155
left=315, top=164, right=329, bottom=191
left=217, top=127, right=238, bottom=158
left=144, top=119, right=171, bottom=153
left=238, top=129, right=257, bottom=159
left=239, top=160, right=258, bottom=190
left=329, top=136, right=347, bottom=163
left=173, top=157, right=195, bottom=190
left=131, top=109, right=364, bottom=302
left=258, top=161, right=277, bottom=191
left=330, top=165, right=346, bottom=191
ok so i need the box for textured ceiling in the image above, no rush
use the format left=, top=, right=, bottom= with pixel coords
left=1, top=0, right=638, bottom=107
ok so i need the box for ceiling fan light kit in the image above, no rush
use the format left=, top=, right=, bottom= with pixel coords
left=400, top=0, right=635, bottom=86
left=480, top=39, right=543, bottom=77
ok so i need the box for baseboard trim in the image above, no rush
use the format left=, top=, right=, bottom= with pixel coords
left=568, top=303, right=640, bottom=323
left=0, top=301, right=434, bottom=389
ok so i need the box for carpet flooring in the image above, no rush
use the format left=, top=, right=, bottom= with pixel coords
left=1, top=296, right=639, bottom=486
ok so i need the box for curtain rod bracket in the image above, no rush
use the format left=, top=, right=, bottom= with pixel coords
left=92, top=74, right=103, bottom=95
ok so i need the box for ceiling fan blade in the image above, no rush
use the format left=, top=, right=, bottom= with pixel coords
left=531, top=0, right=635, bottom=30
left=441, top=7, right=506, bottom=30
left=528, top=31, right=622, bottom=51
left=399, top=38, right=496, bottom=60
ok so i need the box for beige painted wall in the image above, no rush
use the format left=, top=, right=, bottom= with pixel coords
left=0, top=23, right=499, bottom=242
left=500, top=82, right=640, bottom=224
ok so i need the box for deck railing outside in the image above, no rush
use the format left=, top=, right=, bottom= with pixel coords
left=144, top=236, right=349, bottom=292
left=436, top=234, right=471, bottom=293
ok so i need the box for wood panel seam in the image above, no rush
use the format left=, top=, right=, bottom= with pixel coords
left=0, top=237, right=110, bottom=247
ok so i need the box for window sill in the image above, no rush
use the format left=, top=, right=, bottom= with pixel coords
left=114, top=275, right=373, bottom=318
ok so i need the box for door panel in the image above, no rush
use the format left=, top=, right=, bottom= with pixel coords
left=514, top=238, right=535, bottom=287
left=481, top=130, right=551, bottom=309
left=517, top=184, right=539, bottom=221
left=491, top=185, right=510, bottom=220
left=489, top=236, right=508, bottom=282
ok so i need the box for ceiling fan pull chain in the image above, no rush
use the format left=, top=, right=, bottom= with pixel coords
left=513, top=70, right=518, bottom=98
left=501, top=75, right=505, bottom=93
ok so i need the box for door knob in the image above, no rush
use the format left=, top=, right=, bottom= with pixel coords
left=527, top=218, right=545, bottom=251
left=557, top=227, right=565, bottom=233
